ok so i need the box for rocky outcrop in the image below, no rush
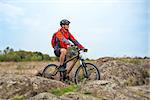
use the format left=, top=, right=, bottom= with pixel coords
left=81, top=80, right=120, bottom=99
left=60, top=92, right=100, bottom=100
left=96, top=60, right=146, bottom=86
left=28, top=92, right=61, bottom=100
left=81, top=80, right=150, bottom=100
left=115, top=85, right=150, bottom=100
left=0, top=74, right=66, bottom=99
left=0, top=58, right=149, bottom=100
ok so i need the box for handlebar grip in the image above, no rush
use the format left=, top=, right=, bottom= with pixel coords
left=83, top=49, right=88, bottom=52
left=70, top=44, right=74, bottom=47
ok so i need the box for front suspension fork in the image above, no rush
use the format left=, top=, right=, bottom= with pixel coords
left=80, top=60, right=89, bottom=78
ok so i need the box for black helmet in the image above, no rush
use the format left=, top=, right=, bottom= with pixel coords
left=60, top=19, right=70, bottom=26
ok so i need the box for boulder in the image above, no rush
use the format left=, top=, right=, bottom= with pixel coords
left=80, top=80, right=150, bottom=100
left=60, top=92, right=100, bottom=100
left=114, top=85, right=150, bottom=100
left=80, top=80, right=121, bottom=99
left=0, top=74, right=66, bottom=99
left=97, top=61, right=145, bottom=86
left=28, top=92, right=61, bottom=100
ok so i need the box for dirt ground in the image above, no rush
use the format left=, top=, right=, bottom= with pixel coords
left=0, top=61, right=90, bottom=76
left=0, top=61, right=57, bottom=75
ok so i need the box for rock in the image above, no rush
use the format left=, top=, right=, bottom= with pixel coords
left=80, top=80, right=150, bottom=100
left=28, top=92, right=61, bottom=100
left=97, top=61, right=145, bottom=86
left=115, top=85, right=150, bottom=100
left=139, top=61, right=150, bottom=85
left=96, top=57, right=114, bottom=66
left=35, top=69, right=43, bottom=76
left=60, top=92, right=100, bottom=100
left=0, top=74, right=66, bottom=99
left=80, top=80, right=121, bottom=100
left=97, top=57, right=114, bottom=62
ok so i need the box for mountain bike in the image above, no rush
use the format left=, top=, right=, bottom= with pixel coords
left=42, top=47, right=100, bottom=84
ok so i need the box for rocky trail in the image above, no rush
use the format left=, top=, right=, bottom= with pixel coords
left=0, top=57, right=149, bottom=100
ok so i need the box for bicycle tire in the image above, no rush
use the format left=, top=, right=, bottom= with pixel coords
left=42, top=64, right=61, bottom=81
left=74, top=63, right=100, bottom=84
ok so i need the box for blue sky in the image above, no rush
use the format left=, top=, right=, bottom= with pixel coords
left=0, top=0, right=149, bottom=59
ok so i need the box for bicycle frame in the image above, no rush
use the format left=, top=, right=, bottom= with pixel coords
left=51, top=48, right=87, bottom=77
left=62, top=49, right=87, bottom=75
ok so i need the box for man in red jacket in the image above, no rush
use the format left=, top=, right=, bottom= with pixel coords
left=52, top=19, right=84, bottom=71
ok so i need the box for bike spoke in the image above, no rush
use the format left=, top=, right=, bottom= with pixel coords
left=42, top=64, right=60, bottom=81
left=74, top=63, right=100, bottom=84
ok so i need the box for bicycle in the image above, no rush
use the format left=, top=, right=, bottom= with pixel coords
left=42, top=47, right=100, bottom=84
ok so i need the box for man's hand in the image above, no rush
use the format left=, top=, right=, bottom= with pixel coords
left=83, top=48, right=88, bottom=52
left=67, top=44, right=73, bottom=48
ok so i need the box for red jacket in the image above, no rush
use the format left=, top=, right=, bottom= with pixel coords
left=54, top=28, right=84, bottom=49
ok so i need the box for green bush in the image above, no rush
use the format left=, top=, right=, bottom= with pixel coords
left=0, top=47, right=57, bottom=62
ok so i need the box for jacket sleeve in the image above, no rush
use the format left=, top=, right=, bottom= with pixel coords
left=69, top=32, right=84, bottom=49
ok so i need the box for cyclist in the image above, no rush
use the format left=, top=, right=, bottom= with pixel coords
left=52, top=19, right=84, bottom=72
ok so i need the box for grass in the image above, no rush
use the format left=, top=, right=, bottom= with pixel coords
left=114, top=58, right=150, bottom=64
left=50, top=84, right=78, bottom=96
left=12, top=95, right=24, bottom=100
left=143, top=71, right=150, bottom=78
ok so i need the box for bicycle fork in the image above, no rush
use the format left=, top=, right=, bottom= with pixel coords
left=79, top=59, right=89, bottom=79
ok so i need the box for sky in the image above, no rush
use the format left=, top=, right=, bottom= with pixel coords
left=0, top=0, right=149, bottom=59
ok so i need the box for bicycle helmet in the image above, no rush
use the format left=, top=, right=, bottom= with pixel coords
left=60, top=19, right=70, bottom=26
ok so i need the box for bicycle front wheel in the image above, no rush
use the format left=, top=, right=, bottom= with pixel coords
left=74, top=63, right=100, bottom=84
left=42, top=64, right=60, bottom=81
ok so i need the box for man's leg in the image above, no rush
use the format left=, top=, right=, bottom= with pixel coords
left=59, top=48, right=67, bottom=71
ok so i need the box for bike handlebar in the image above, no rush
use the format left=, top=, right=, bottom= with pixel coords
left=68, top=45, right=88, bottom=53
left=78, top=48, right=88, bottom=52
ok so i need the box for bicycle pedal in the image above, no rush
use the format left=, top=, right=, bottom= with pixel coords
left=58, top=68, right=66, bottom=72
left=65, top=76, right=70, bottom=80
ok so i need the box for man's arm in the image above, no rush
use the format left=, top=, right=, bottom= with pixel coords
left=68, top=32, right=84, bottom=49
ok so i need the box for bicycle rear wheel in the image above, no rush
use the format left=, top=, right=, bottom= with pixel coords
left=74, top=63, right=100, bottom=84
left=42, top=64, right=61, bottom=81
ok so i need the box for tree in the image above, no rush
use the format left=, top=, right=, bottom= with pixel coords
left=3, top=46, right=14, bottom=54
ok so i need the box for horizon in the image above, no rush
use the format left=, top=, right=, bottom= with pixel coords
left=0, top=46, right=149, bottom=60
left=0, top=0, right=149, bottom=59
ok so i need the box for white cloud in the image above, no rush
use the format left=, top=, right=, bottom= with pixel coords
left=0, top=2, right=43, bottom=31
left=0, top=2, right=24, bottom=19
